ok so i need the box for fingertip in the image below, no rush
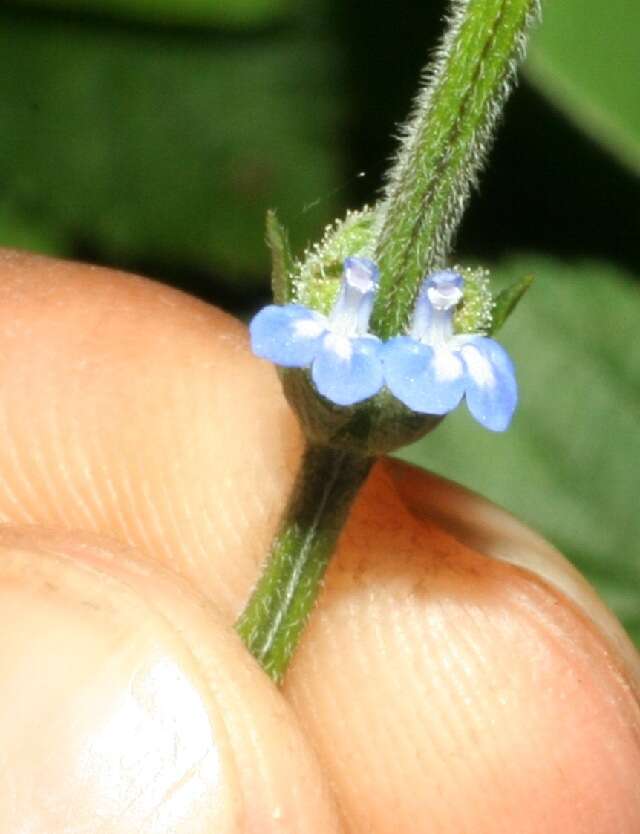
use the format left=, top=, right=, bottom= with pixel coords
left=285, top=462, right=640, bottom=834
left=0, top=250, right=303, bottom=617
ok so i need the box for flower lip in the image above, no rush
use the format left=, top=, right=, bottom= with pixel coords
left=382, top=268, right=518, bottom=432
left=249, top=257, right=385, bottom=407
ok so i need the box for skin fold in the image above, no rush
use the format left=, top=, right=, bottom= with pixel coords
left=0, top=249, right=637, bottom=833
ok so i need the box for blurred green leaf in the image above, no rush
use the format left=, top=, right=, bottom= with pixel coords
left=489, top=273, right=533, bottom=335
left=0, top=10, right=340, bottom=286
left=9, top=0, right=288, bottom=28
left=0, top=203, right=67, bottom=256
left=527, top=1, right=640, bottom=175
left=266, top=210, right=295, bottom=304
left=398, top=257, right=640, bottom=643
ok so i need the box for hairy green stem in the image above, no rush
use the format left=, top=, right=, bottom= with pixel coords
left=371, top=0, right=540, bottom=338
left=236, top=445, right=372, bottom=683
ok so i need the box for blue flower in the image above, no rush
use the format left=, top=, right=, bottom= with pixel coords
left=250, top=257, right=384, bottom=406
left=382, top=270, right=518, bottom=431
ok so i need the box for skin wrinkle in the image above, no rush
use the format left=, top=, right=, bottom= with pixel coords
left=0, top=436, right=33, bottom=525
left=170, top=377, right=231, bottom=578
left=49, top=378, right=97, bottom=530
left=438, top=609, right=519, bottom=815
left=399, top=588, right=478, bottom=824
left=66, top=379, right=106, bottom=523
left=0, top=366, right=44, bottom=524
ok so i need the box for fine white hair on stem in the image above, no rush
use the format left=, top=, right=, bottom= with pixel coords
left=371, top=0, right=541, bottom=335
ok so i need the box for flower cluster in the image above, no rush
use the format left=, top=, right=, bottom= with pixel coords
left=250, top=259, right=517, bottom=431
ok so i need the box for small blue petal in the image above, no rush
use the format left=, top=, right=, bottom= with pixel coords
left=460, top=336, right=518, bottom=431
left=249, top=304, right=326, bottom=368
left=311, top=334, right=383, bottom=406
left=382, top=336, right=466, bottom=414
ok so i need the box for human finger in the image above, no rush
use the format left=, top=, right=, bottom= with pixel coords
left=284, top=460, right=640, bottom=833
left=0, top=249, right=301, bottom=618
left=0, top=525, right=341, bottom=832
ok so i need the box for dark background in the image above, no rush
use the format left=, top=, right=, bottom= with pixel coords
left=1, top=1, right=638, bottom=306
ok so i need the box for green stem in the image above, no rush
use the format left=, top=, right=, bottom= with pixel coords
left=235, top=445, right=373, bottom=683
left=371, top=0, right=540, bottom=338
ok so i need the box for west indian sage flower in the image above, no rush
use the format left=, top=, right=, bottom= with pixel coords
left=382, top=270, right=518, bottom=431
left=250, top=257, right=384, bottom=406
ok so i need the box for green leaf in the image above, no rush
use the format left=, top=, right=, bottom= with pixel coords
left=266, top=210, right=294, bottom=304
left=490, top=273, right=533, bottom=335
left=0, top=10, right=340, bottom=287
left=9, top=0, right=289, bottom=28
left=527, top=0, right=640, bottom=175
left=398, top=256, right=640, bottom=643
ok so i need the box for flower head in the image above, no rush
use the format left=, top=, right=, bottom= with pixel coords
left=382, top=269, right=517, bottom=431
left=250, top=257, right=384, bottom=406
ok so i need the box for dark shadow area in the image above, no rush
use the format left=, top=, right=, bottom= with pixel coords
left=2, top=0, right=639, bottom=314
left=333, top=0, right=640, bottom=274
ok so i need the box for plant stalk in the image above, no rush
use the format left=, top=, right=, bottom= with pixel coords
left=236, top=445, right=373, bottom=683
left=371, top=0, right=540, bottom=338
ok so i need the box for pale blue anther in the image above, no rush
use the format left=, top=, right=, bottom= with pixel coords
left=249, top=257, right=384, bottom=406
left=382, top=269, right=518, bottom=431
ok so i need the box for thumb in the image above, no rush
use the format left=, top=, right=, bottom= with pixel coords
left=0, top=526, right=341, bottom=833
